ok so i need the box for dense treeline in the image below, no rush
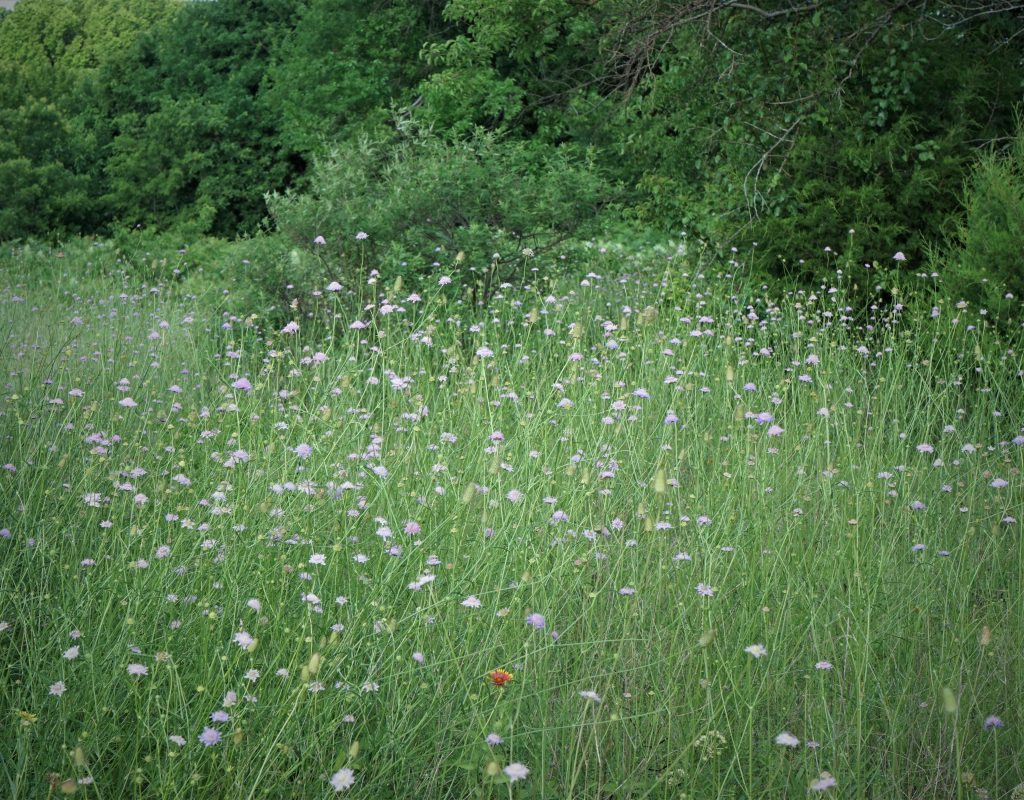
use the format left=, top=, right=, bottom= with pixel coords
left=2, top=0, right=1023, bottom=302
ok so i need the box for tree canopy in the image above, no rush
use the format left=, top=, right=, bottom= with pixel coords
left=1, top=0, right=1022, bottom=288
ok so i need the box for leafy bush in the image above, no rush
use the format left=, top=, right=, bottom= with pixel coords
left=939, top=118, right=1024, bottom=322
left=268, top=126, right=613, bottom=303
left=108, top=227, right=302, bottom=319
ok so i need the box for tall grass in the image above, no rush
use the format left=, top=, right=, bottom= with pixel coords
left=0, top=239, right=1021, bottom=798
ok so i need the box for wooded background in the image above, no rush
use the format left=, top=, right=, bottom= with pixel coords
left=2, top=0, right=1022, bottom=307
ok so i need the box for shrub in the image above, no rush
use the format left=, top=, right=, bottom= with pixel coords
left=939, top=118, right=1024, bottom=322
left=268, top=125, right=613, bottom=304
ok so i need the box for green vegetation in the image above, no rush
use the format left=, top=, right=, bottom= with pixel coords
left=2, top=0, right=1023, bottom=292
left=2, top=4, right=1024, bottom=795
left=0, top=241, right=1021, bottom=797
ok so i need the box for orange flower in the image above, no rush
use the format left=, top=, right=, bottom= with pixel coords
left=488, top=669, right=513, bottom=687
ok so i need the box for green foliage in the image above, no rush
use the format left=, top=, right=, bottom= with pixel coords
left=617, top=4, right=1024, bottom=274
left=269, top=125, right=611, bottom=301
left=1, top=0, right=1023, bottom=305
left=105, top=227, right=297, bottom=319
left=0, top=0, right=175, bottom=239
left=0, top=0, right=173, bottom=71
left=97, top=0, right=300, bottom=237
left=264, top=0, right=437, bottom=156
left=0, top=81, right=91, bottom=239
left=939, top=118, right=1024, bottom=320
left=415, top=0, right=605, bottom=139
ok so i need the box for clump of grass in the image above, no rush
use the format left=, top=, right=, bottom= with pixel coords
left=0, top=240, right=1021, bottom=798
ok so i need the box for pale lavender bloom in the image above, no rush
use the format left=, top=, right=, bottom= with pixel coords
left=127, top=663, right=148, bottom=676
left=984, top=715, right=1004, bottom=730
left=526, top=613, right=546, bottom=629
left=485, top=732, right=503, bottom=746
left=294, top=443, right=313, bottom=459
left=774, top=731, right=800, bottom=747
left=198, top=727, right=221, bottom=747
left=810, top=772, right=837, bottom=791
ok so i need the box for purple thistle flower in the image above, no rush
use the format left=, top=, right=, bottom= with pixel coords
left=525, top=613, right=546, bottom=630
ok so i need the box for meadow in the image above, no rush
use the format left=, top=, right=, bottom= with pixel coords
left=0, top=239, right=1021, bottom=799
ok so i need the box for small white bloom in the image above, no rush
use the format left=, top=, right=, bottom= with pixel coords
left=330, top=767, right=356, bottom=791
left=744, top=644, right=767, bottom=659
left=503, top=762, right=530, bottom=782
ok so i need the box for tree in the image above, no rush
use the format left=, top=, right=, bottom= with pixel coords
left=265, top=0, right=441, bottom=156
left=0, top=0, right=175, bottom=239
left=97, top=0, right=301, bottom=235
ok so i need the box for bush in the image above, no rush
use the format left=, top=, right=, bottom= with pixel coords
left=268, top=125, right=613, bottom=304
left=107, top=227, right=300, bottom=320
left=939, top=118, right=1024, bottom=322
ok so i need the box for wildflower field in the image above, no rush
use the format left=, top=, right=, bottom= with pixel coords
left=1, top=240, right=1022, bottom=799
